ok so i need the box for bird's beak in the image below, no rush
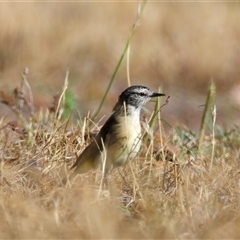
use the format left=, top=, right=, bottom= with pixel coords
left=150, top=93, right=165, bottom=98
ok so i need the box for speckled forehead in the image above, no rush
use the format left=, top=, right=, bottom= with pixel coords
left=128, top=86, right=150, bottom=94
left=137, top=87, right=150, bottom=93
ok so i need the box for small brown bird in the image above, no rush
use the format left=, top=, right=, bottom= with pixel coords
left=70, top=85, right=165, bottom=178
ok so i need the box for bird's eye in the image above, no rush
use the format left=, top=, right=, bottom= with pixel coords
left=139, top=92, right=145, bottom=96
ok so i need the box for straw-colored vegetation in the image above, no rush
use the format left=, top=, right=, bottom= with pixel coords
left=0, top=68, right=240, bottom=239
left=0, top=2, right=240, bottom=239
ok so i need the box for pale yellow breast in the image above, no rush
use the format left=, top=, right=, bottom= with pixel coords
left=112, top=111, right=142, bottom=167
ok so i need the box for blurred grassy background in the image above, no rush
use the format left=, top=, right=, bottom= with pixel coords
left=0, top=2, right=240, bottom=129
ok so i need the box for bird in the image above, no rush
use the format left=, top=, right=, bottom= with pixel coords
left=70, top=85, right=165, bottom=178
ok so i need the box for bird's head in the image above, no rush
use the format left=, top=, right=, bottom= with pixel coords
left=118, top=85, right=165, bottom=109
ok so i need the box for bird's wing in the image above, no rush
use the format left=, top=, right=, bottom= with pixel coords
left=96, top=114, right=124, bottom=148
left=96, top=114, right=128, bottom=164
left=70, top=139, right=100, bottom=173
left=70, top=114, right=125, bottom=174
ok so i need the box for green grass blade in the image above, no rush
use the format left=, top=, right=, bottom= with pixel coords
left=143, top=87, right=163, bottom=143
left=62, top=90, right=76, bottom=121
left=198, top=81, right=216, bottom=149
left=92, top=0, right=147, bottom=121
left=149, top=87, right=163, bottom=130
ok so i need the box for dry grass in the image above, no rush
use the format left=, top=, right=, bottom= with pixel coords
left=1, top=2, right=240, bottom=239
left=0, top=78, right=240, bottom=239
